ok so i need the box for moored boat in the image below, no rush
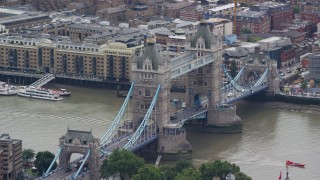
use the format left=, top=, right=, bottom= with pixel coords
left=17, top=86, right=62, bottom=101
left=286, top=160, right=305, bottom=168
left=0, top=82, right=17, bottom=96
left=57, top=88, right=71, bottom=97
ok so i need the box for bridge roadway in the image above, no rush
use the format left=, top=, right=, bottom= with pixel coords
left=221, top=83, right=268, bottom=104
left=172, top=107, right=208, bottom=124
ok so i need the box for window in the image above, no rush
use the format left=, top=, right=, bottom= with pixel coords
left=145, top=88, right=151, bottom=97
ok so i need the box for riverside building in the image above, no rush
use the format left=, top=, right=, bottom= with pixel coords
left=0, top=133, right=22, bottom=180
left=0, top=34, right=143, bottom=82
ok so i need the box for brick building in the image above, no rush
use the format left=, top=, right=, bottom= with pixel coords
left=26, top=0, right=70, bottom=12
left=96, top=6, right=126, bottom=22
left=301, top=11, right=320, bottom=24
left=163, top=2, right=193, bottom=19
left=224, top=10, right=270, bottom=35
left=0, top=133, right=22, bottom=180
left=250, top=1, right=293, bottom=30
left=0, top=13, right=51, bottom=33
left=179, top=9, right=202, bottom=22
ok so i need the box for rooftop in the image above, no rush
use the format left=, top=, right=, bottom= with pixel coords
left=237, top=10, right=267, bottom=18
left=0, top=7, right=27, bottom=15
left=208, top=3, right=240, bottom=12
left=254, top=1, right=288, bottom=8
left=0, top=13, right=49, bottom=25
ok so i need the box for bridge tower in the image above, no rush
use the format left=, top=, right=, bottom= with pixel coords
left=185, top=21, right=242, bottom=133
left=131, top=34, right=192, bottom=159
left=58, top=129, right=101, bottom=179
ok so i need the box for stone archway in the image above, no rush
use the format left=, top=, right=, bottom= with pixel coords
left=193, top=94, right=208, bottom=109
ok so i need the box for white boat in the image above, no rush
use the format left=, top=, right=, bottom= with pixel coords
left=0, top=82, right=17, bottom=96
left=17, top=86, right=63, bottom=101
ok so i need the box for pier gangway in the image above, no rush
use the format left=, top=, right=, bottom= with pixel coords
left=29, top=73, right=55, bottom=88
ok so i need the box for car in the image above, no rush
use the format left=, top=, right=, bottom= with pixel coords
left=227, top=93, right=234, bottom=97
left=286, top=68, right=291, bottom=73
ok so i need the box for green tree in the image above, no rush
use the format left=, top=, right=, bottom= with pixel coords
left=235, top=171, right=252, bottom=180
left=22, top=149, right=35, bottom=163
left=241, top=28, right=252, bottom=34
left=133, top=164, right=164, bottom=180
left=294, top=7, right=300, bottom=14
left=100, top=149, right=144, bottom=180
left=230, top=60, right=238, bottom=78
left=174, top=168, right=201, bottom=180
left=34, top=151, right=57, bottom=175
left=175, top=160, right=193, bottom=173
left=160, top=165, right=176, bottom=180
left=199, top=160, right=241, bottom=180
left=301, top=80, right=307, bottom=89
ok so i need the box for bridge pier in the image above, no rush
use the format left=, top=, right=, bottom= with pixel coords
left=205, top=106, right=242, bottom=133
left=157, top=124, right=192, bottom=161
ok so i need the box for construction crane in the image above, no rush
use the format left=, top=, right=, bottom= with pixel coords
left=234, top=0, right=237, bottom=34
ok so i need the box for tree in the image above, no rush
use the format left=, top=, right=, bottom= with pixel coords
left=240, top=28, right=252, bottom=34
left=34, top=151, right=57, bottom=175
left=175, top=160, right=193, bottom=173
left=174, top=168, right=202, bottom=180
left=301, top=80, right=307, bottom=89
left=100, top=149, right=144, bottom=180
left=160, top=165, right=176, bottom=180
left=133, top=164, right=164, bottom=180
left=230, top=60, right=238, bottom=78
left=199, top=160, right=241, bottom=180
left=235, top=172, right=252, bottom=180
left=22, top=149, right=35, bottom=163
left=294, top=7, right=300, bottom=14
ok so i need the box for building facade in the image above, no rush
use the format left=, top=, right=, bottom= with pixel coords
left=0, top=35, right=142, bottom=82
left=229, top=10, right=270, bottom=35
left=0, top=13, right=51, bottom=33
left=0, top=150, right=3, bottom=180
left=304, top=53, right=320, bottom=80
left=251, top=1, right=293, bottom=30
left=301, top=11, right=320, bottom=24
left=0, top=133, right=22, bottom=180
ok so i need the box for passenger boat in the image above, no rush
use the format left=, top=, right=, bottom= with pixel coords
left=286, top=160, right=305, bottom=168
left=17, top=86, right=63, bottom=101
left=56, top=88, right=71, bottom=97
left=0, top=82, right=17, bottom=96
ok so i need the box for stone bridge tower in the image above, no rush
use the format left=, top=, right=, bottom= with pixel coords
left=58, top=129, right=101, bottom=180
left=185, top=21, right=242, bottom=133
left=131, top=34, right=192, bottom=159
left=243, top=53, right=280, bottom=95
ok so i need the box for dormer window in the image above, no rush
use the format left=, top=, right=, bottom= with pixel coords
left=143, top=58, right=152, bottom=70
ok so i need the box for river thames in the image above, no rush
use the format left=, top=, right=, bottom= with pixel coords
left=0, top=85, right=319, bottom=179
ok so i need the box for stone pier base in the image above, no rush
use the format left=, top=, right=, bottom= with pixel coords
left=157, top=132, right=192, bottom=161
left=206, top=105, right=242, bottom=133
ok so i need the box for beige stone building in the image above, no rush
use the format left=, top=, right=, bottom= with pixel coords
left=0, top=35, right=143, bottom=81
left=0, top=133, right=22, bottom=180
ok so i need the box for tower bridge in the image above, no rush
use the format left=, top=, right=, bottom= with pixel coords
left=41, top=21, right=279, bottom=180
